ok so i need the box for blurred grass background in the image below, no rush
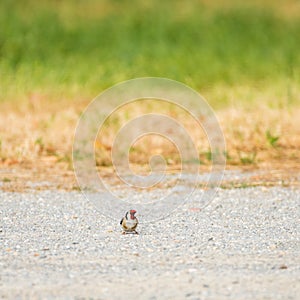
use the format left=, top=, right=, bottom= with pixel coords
left=1, top=0, right=299, bottom=109
left=0, top=0, right=300, bottom=171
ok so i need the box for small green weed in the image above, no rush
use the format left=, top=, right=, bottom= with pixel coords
left=238, top=151, right=257, bottom=165
left=266, top=130, right=280, bottom=147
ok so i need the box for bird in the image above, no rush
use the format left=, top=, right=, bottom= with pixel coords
left=120, top=209, right=138, bottom=234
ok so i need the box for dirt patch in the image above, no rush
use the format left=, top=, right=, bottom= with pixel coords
left=0, top=160, right=299, bottom=193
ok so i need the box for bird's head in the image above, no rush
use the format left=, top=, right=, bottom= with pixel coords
left=129, top=209, right=137, bottom=219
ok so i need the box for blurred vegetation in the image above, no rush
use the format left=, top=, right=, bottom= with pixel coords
left=0, top=0, right=299, bottom=108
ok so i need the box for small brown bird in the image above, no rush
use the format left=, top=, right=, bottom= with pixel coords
left=120, top=210, right=138, bottom=234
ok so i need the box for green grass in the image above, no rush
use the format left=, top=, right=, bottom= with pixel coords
left=266, top=130, right=280, bottom=147
left=0, top=0, right=299, bottom=108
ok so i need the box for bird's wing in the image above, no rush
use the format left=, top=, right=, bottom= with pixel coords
left=120, top=217, right=124, bottom=225
left=132, top=222, right=138, bottom=230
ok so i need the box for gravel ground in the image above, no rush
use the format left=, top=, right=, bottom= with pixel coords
left=0, top=185, right=299, bottom=299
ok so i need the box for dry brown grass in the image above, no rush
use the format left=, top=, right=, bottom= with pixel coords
left=0, top=104, right=299, bottom=168
left=199, top=0, right=300, bottom=18
left=0, top=85, right=299, bottom=191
